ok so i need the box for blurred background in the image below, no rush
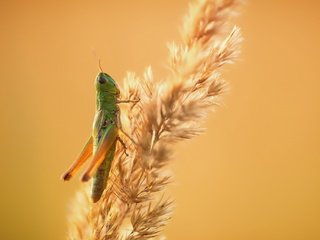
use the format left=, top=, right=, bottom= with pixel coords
left=0, top=0, right=319, bottom=239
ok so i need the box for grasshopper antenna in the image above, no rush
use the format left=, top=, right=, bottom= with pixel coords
left=91, top=48, right=104, bottom=73
left=98, top=58, right=104, bottom=72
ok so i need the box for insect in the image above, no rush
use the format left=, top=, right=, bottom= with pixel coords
left=62, top=68, right=137, bottom=202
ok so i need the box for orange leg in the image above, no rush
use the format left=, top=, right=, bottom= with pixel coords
left=81, top=125, right=118, bottom=182
left=62, top=137, right=93, bottom=181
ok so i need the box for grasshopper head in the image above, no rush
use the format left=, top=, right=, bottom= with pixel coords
left=96, top=72, right=120, bottom=96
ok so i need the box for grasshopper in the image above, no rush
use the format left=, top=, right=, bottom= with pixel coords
left=62, top=70, right=137, bottom=202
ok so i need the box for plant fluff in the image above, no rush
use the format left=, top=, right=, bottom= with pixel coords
left=67, top=0, right=243, bottom=239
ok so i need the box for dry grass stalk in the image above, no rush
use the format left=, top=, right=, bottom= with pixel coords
left=67, top=0, right=243, bottom=239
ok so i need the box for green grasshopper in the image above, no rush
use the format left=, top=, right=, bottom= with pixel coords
left=62, top=70, right=136, bottom=202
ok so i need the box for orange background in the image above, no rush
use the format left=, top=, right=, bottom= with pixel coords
left=1, top=0, right=319, bottom=239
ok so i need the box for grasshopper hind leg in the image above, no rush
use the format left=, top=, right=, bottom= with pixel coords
left=61, top=137, right=93, bottom=181
left=91, top=140, right=117, bottom=203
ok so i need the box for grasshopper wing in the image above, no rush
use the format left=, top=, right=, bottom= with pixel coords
left=81, top=124, right=118, bottom=182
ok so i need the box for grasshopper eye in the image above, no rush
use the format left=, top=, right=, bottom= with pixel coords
left=99, top=77, right=106, bottom=84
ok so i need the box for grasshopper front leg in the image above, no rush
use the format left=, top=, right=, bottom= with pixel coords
left=116, top=98, right=140, bottom=104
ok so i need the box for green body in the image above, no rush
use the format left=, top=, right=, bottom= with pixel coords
left=91, top=72, right=120, bottom=202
